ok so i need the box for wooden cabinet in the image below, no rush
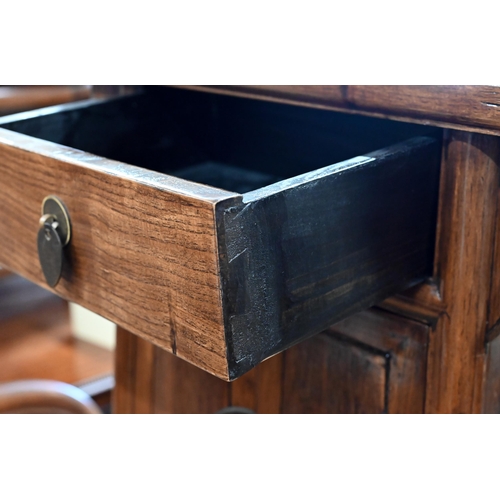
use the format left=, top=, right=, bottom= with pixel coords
left=114, top=308, right=428, bottom=414
left=0, top=87, right=441, bottom=381
left=2, top=85, right=500, bottom=413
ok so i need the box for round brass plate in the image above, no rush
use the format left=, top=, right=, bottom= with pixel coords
left=41, top=196, right=71, bottom=246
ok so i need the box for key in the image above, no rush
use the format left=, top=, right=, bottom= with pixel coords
left=37, top=215, right=64, bottom=287
left=37, top=196, right=71, bottom=287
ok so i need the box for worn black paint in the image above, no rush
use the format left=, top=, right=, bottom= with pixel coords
left=217, top=137, right=441, bottom=379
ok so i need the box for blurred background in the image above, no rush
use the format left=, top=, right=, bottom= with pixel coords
left=0, top=86, right=116, bottom=413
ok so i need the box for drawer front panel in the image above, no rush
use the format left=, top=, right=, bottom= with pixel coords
left=0, top=129, right=231, bottom=379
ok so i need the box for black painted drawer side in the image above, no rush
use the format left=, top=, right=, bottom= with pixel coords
left=217, top=136, right=441, bottom=379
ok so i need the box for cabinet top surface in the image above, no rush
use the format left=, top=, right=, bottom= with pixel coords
left=177, top=85, right=500, bottom=136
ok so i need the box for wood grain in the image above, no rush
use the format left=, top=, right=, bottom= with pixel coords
left=230, top=353, right=283, bottom=413
left=152, top=338, right=230, bottom=414
left=425, top=131, right=500, bottom=413
left=349, top=86, right=500, bottom=132
left=282, top=332, right=387, bottom=414
left=114, top=309, right=428, bottom=414
left=378, top=281, right=445, bottom=326
left=181, top=86, right=500, bottom=136
left=487, top=189, right=500, bottom=328
left=328, top=309, right=429, bottom=413
left=115, top=327, right=283, bottom=413
left=114, top=327, right=230, bottom=414
left=0, top=128, right=233, bottom=380
left=282, top=309, right=428, bottom=414
left=114, top=327, right=156, bottom=413
left=0, top=90, right=442, bottom=380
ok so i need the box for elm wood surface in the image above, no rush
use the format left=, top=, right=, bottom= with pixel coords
left=0, top=88, right=441, bottom=380
left=0, top=88, right=90, bottom=281
left=114, top=326, right=280, bottom=413
left=482, top=136, right=500, bottom=413
left=181, top=86, right=500, bottom=136
left=282, top=333, right=387, bottom=414
left=107, top=87, right=500, bottom=413
left=0, top=126, right=232, bottom=380
left=112, top=327, right=294, bottom=414
left=114, top=309, right=427, bottom=414
left=0, top=95, right=239, bottom=379
left=8, top=85, right=500, bottom=413
left=376, top=131, right=500, bottom=413
left=114, top=326, right=230, bottom=414
left=425, top=131, right=500, bottom=413
left=230, top=350, right=283, bottom=414
left=378, top=281, right=445, bottom=326
left=371, top=130, right=500, bottom=414
left=0, top=86, right=91, bottom=116
left=315, top=309, right=428, bottom=414
left=487, top=183, right=500, bottom=329
left=113, top=327, right=155, bottom=414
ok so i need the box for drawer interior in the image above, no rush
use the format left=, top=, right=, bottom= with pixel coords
left=0, top=86, right=440, bottom=194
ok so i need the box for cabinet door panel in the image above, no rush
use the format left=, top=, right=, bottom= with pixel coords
left=282, top=334, right=387, bottom=414
left=114, top=309, right=429, bottom=414
left=282, top=309, right=429, bottom=414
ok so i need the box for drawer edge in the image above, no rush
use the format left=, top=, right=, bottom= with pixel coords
left=0, top=126, right=237, bottom=203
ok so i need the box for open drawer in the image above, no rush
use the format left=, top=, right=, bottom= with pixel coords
left=0, top=86, right=441, bottom=380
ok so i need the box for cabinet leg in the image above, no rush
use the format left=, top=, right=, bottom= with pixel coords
left=426, top=131, right=500, bottom=413
left=113, top=327, right=230, bottom=414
